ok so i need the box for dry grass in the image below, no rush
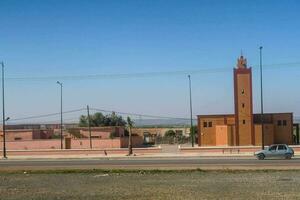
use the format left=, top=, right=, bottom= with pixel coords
left=0, top=170, right=299, bottom=199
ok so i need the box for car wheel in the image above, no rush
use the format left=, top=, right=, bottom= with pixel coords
left=257, top=153, right=265, bottom=160
left=285, top=153, right=292, bottom=159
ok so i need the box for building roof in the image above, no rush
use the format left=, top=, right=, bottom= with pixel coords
left=197, top=114, right=235, bottom=118
left=197, top=112, right=293, bottom=118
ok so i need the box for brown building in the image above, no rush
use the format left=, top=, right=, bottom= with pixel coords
left=198, top=55, right=293, bottom=146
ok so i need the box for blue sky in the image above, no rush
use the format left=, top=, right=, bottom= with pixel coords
left=0, top=0, right=300, bottom=123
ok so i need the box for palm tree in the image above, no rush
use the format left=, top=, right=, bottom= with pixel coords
left=127, top=116, right=134, bottom=156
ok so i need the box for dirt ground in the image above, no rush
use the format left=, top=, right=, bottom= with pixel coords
left=0, top=170, right=300, bottom=200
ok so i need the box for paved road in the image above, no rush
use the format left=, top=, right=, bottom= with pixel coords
left=1, top=157, right=300, bottom=170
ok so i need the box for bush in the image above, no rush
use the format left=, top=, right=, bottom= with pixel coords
left=164, top=130, right=176, bottom=138
left=109, top=131, right=116, bottom=139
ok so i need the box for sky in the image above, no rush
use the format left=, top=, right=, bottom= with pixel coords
left=0, top=0, right=300, bottom=123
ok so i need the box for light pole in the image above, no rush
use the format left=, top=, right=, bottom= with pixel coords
left=56, top=81, right=63, bottom=149
left=188, top=75, right=194, bottom=147
left=1, top=62, right=7, bottom=158
left=259, top=46, right=264, bottom=150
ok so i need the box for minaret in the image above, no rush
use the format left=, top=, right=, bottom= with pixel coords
left=234, top=55, right=254, bottom=145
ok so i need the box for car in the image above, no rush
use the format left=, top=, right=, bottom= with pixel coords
left=254, top=144, right=294, bottom=160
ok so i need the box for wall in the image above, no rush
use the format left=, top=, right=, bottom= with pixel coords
left=199, top=117, right=221, bottom=146
left=198, top=115, right=235, bottom=146
left=33, top=129, right=54, bottom=139
left=253, top=113, right=293, bottom=145
left=70, top=126, right=125, bottom=139
left=79, top=130, right=111, bottom=139
left=254, top=124, right=274, bottom=146
left=216, top=125, right=228, bottom=146
left=0, top=148, right=162, bottom=157
left=120, top=136, right=144, bottom=148
left=0, top=129, right=54, bottom=141
left=0, top=136, right=144, bottom=150
left=0, top=130, right=33, bottom=141
left=0, top=139, right=62, bottom=150
left=71, top=139, right=121, bottom=149
left=272, top=113, right=293, bottom=144
left=215, top=125, right=235, bottom=146
left=131, top=127, right=190, bottom=137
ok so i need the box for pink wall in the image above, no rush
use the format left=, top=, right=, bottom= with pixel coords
left=1, top=129, right=55, bottom=141
left=0, top=139, right=62, bottom=150
left=77, top=127, right=125, bottom=138
left=120, top=136, right=144, bottom=148
left=1, top=148, right=162, bottom=156
left=4, top=130, right=33, bottom=141
left=71, top=139, right=121, bottom=149
left=0, top=136, right=144, bottom=150
left=80, top=130, right=111, bottom=139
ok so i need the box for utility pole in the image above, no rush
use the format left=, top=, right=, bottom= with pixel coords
left=56, top=81, right=63, bottom=149
left=127, top=117, right=133, bottom=156
left=188, top=75, right=194, bottom=147
left=87, top=105, right=92, bottom=149
left=259, top=46, right=264, bottom=150
left=1, top=62, right=7, bottom=159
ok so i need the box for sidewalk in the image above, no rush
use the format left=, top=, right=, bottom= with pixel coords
left=0, top=152, right=271, bottom=160
left=2, top=145, right=300, bottom=160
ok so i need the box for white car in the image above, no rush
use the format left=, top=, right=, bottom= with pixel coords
left=254, top=144, right=294, bottom=160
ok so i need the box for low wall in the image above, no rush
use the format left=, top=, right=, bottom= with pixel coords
left=0, top=139, right=62, bottom=150
left=0, top=137, right=144, bottom=150
left=180, top=145, right=300, bottom=154
left=71, top=139, right=121, bottom=149
left=120, top=136, right=144, bottom=148
left=0, top=148, right=162, bottom=156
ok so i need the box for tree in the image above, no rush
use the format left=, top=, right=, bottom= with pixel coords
left=127, top=116, right=134, bottom=156
left=92, top=112, right=105, bottom=126
left=78, top=112, right=126, bottom=127
left=192, top=125, right=198, bottom=144
left=79, top=115, right=88, bottom=127
left=164, top=130, right=176, bottom=138
left=107, top=112, right=126, bottom=126
left=109, top=131, right=116, bottom=139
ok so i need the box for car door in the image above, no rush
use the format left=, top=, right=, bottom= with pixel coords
left=266, top=145, right=278, bottom=158
left=277, top=145, right=287, bottom=158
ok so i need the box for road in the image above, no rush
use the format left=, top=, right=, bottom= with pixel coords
left=1, top=157, right=300, bottom=170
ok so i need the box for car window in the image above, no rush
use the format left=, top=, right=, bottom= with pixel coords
left=269, top=145, right=277, bottom=151
left=278, top=145, right=287, bottom=150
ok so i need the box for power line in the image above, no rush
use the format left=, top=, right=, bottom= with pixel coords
left=5, top=107, right=300, bottom=124
left=91, top=107, right=200, bottom=121
left=4, top=62, right=300, bottom=81
left=8, top=108, right=85, bottom=122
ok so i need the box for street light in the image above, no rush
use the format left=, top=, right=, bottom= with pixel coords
left=56, top=81, right=63, bottom=149
left=1, top=62, right=7, bottom=159
left=2, top=117, right=10, bottom=159
left=259, top=46, right=264, bottom=150
left=188, top=75, right=195, bottom=147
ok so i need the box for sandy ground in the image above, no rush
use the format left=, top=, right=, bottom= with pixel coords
left=0, top=171, right=300, bottom=199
